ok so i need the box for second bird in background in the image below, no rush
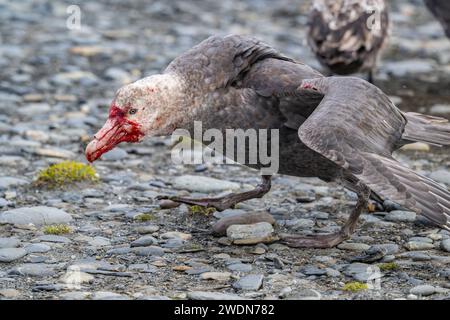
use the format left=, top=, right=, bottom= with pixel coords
left=307, top=0, right=389, bottom=83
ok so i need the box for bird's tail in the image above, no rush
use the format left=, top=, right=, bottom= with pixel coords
left=402, top=112, right=450, bottom=146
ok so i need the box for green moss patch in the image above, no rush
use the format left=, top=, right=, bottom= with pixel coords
left=188, top=205, right=216, bottom=216
left=342, top=282, right=368, bottom=292
left=43, top=224, right=71, bottom=235
left=134, top=213, right=156, bottom=222
left=378, top=262, right=400, bottom=272
left=36, top=161, right=98, bottom=188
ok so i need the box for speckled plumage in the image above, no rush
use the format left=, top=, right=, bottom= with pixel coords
left=307, top=0, right=389, bottom=76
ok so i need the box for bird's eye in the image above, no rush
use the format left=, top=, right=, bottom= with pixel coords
left=129, top=108, right=137, bottom=115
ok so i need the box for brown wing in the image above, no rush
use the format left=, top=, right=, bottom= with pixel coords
left=165, top=35, right=293, bottom=93
left=238, top=58, right=324, bottom=129
left=299, top=77, right=450, bottom=228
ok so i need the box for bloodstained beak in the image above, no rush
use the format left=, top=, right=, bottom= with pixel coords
left=85, top=107, right=144, bottom=162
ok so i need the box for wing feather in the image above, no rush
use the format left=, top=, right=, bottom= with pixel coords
left=299, top=77, right=450, bottom=229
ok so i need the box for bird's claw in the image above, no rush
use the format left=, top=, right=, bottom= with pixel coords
left=156, top=195, right=169, bottom=200
left=156, top=195, right=232, bottom=211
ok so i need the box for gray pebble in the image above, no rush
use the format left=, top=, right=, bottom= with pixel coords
left=440, top=239, right=450, bottom=253
left=132, top=246, right=165, bottom=257
left=0, top=237, right=20, bottom=249
left=130, top=235, right=158, bottom=247
left=227, top=263, right=253, bottom=272
left=384, top=210, right=416, bottom=222
left=233, top=274, right=264, bottom=291
left=24, top=243, right=51, bottom=253
left=0, top=206, right=72, bottom=226
left=36, top=235, right=71, bottom=244
left=9, top=263, right=56, bottom=277
left=409, top=285, right=436, bottom=296
left=0, top=248, right=27, bottom=262
left=187, top=291, right=243, bottom=300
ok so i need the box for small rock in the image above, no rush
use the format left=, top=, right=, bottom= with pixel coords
left=401, top=251, right=431, bottom=261
left=36, top=235, right=71, bottom=244
left=31, top=147, right=76, bottom=159
left=338, top=243, right=371, bottom=251
left=92, top=291, right=130, bottom=300
left=200, top=272, right=231, bottom=281
left=60, top=271, right=94, bottom=285
left=101, top=148, right=128, bottom=161
left=408, top=237, right=433, bottom=243
left=131, top=235, right=158, bottom=247
left=159, top=200, right=180, bottom=209
left=0, top=198, right=9, bottom=207
left=10, top=263, right=56, bottom=277
left=252, top=246, right=266, bottom=254
left=383, top=59, right=435, bottom=76
left=440, top=239, right=450, bottom=253
left=326, top=268, right=341, bottom=277
left=213, top=209, right=246, bottom=219
left=104, top=204, right=133, bottom=212
left=136, top=225, right=160, bottom=234
left=400, top=142, right=430, bottom=152
left=405, top=241, right=434, bottom=251
left=0, top=206, right=72, bottom=226
left=300, top=266, right=327, bottom=276
left=161, top=238, right=185, bottom=249
left=429, top=170, right=450, bottom=185
left=284, top=218, right=315, bottom=230
left=384, top=210, right=416, bottom=222
left=429, top=104, right=450, bottom=115
left=187, top=291, right=243, bottom=300
left=132, top=246, right=165, bottom=256
left=107, top=246, right=132, bottom=255
left=172, top=175, right=240, bottom=193
left=343, top=263, right=382, bottom=282
left=0, top=248, right=27, bottom=262
left=233, top=274, right=264, bottom=291
left=128, top=264, right=158, bottom=273
left=227, top=222, right=276, bottom=245
left=227, top=263, right=253, bottom=272
left=160, top=231, right=192, bottom=241
left=410, top=285, right=436, bottom=296
left=87, top=236, right=111, bottom=247
left=0, top=288, right=20, bottom=298
left=0, top=237, right=20, bottom=249
left=212, top=212, right=275, bottom=236
left=59, top=292, right=91, bottom=300
left=24, top=243, right=51, bottom=253
left=0, top=177, right=28, bottom=190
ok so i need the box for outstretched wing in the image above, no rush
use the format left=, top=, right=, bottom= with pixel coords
left=299, top=77, right=450, bottom=228
left=165, top=34, right=293, bottom=93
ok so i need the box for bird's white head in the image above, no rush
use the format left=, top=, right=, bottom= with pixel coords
left=85, top=73, right=183, bottom=162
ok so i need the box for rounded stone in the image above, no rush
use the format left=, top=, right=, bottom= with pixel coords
left=0, top=248, right=27, bottom=262
left=409, top=285, right=436, bottom=296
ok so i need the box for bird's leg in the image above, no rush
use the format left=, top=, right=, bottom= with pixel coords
left=280, top=182, right=371, bottom=248
left=367, top=69, right=374, bottom=84
left=157, top=175, right=272, bottom=211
